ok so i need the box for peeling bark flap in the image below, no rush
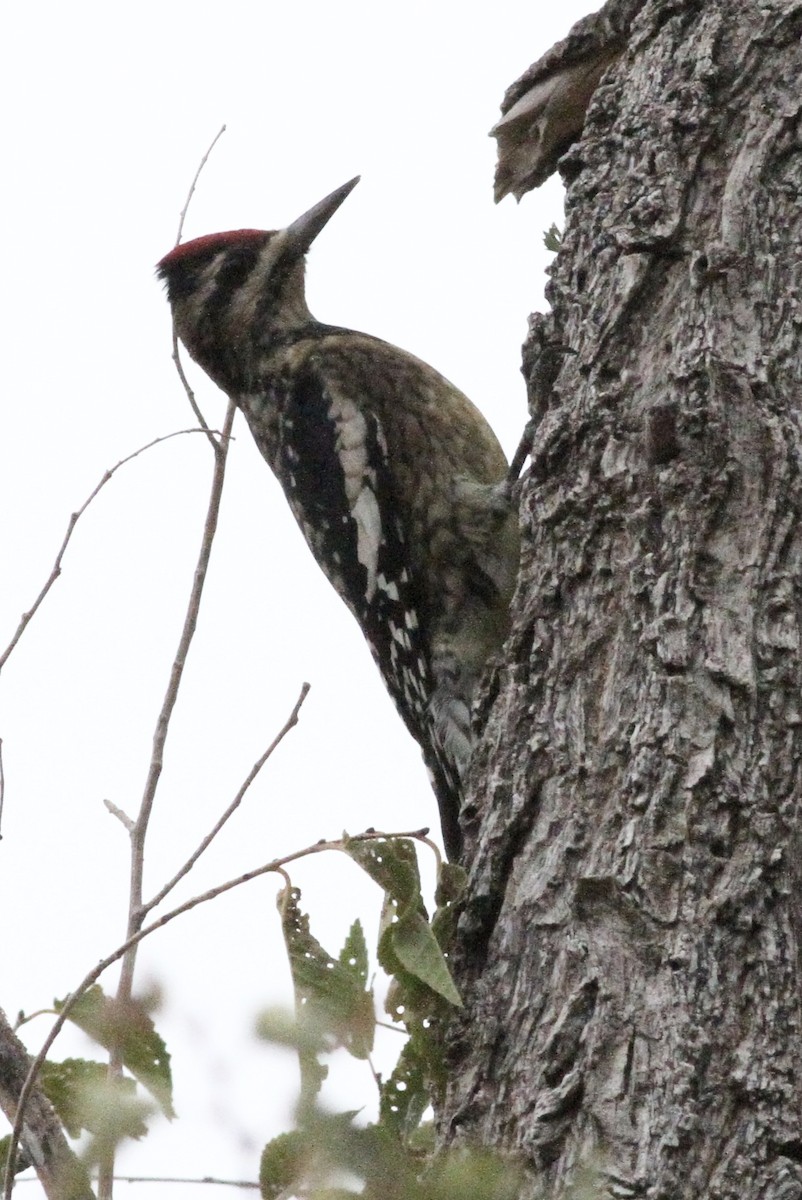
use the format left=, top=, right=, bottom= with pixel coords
left=491, top=0, right=644, bottom=200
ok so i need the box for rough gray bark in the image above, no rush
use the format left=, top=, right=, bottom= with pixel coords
left=444, top=2, right=802, bottom=1197
left=491, top=0, right=641, bottom=201
left=0, top=1009, right=93, bottom=1199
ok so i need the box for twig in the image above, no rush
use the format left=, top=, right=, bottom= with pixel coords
left=3, top=827, right=434, bottom=1198
left=96, top=398, right=236, bottom=1200
left=174, top=125, right=226, bottom=248
left=12, top=1009, right=57, bottom=1033
left=114, top=1176, right=257, bottom=1190
left=0, top=428, right=218, bottom=674
left=4, top=126, right=233, bottom=1200
left=98, top=124, right=230, bottom=1200
left=125, top=401, right=237, bottom=932
left=171, top=334, right=214, bottom=442
left=0, top=738, right=4, bottom=840
left=275, top=872, right=294, bottom=922
left=103, top=799, right=135, bottom=833
left=375, top=1020, right=407, bottom=1034
left=145, top=683, right=311, bottom=916
left=414, top=830, right=442, bottom=870
left=13, top=1173, right=258, bottom=1190
left=169, top=125, right=227, bottom=447
left=1, top=415, right=235, bottom=1200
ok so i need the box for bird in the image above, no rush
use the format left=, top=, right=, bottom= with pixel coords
left=157, top=177, right=519, bottom=859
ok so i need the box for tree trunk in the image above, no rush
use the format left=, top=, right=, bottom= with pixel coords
left=0, top=1009, right=94, bottom=1200
left=442, top=2, right=802, bottom=1197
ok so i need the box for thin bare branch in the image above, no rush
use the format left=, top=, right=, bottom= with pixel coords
left=366, top=1051, right=384, bottom=1095
left=276, top=873, right=294, bottom=921
left=414, top=830, right=442, bottom=870
left=174, top=125, right=226, bottom=248
left=168, top=124, right=227, bottom=445
left=12, top=1009, right=57, bottom=1033
left=98, top=398, right=237, bottom=1196
left=123, top=397, right=237, bottom=932
left=103, top=799, right=135, bottom=833
left=0, top=428, right=219, bottom=674
left=0, top=738, right=5, bottom=839
left=113, top=1176, right=257, bottom=1190
left=3, top=827, right=433, bottom=1198
left=273, top=866, right=292, bottom=894
left=171, top=332, right=214, bottom=442
left=97, top=124, right=230, bottom=1200
left=145, top=682, right=311, bottom=916
left=13, top=1173, right=258, bottom=1191
left=375, top=1020, right=408, bottom=1035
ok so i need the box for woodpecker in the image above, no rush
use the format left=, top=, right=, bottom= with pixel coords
left=157, top=177, right=518, bottom=859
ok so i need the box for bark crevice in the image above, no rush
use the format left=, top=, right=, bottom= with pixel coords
left=445, top=2, right=802, bottom=1195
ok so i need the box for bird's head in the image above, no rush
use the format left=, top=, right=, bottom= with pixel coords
left=156, top=176, right=360, bottom=391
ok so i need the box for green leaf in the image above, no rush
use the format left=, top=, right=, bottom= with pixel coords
left=0, top=1136, right=24, bottom=1180
left=279, top=889, right=376, bottom=1107
left=259, top=1129, right=307, bottom=1199
left=434, top=862, right=467, bottom=908
left=55, top=986, right=174, bottom=1119
left=431, top=862, right=466, bottom=961
left=344, top=838, right=422, bottom=912
left=40, top=1058, right=143, bottom=1140
left=281, top=890, right=376, bottom=1056
left=345, top=838, right=461, bottom=1008
left=543, top=222, right=562, bottom=252
left=379, top=1039, right=429, bottom=1142
left=339, top=919, right=369, bottom=987
left=254, top=1005, right=331, bottom=1101
left=255, top=1006, right=327, bottom=1056
left=391, top=912, right=461, bottom=1007
left=423, top=1149, right=523, bottom=1200
left=50, top=1070, right=154, bottom=1168
left=311, top=1191, right=362, bottom=1200
left=304, top=1113, right=417, bottom=1200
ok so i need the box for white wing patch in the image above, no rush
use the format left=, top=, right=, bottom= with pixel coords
left=327, top=390, right=384, bottom=603
left=377, top=573, right=399, bottom=601
left=351, top=487, right=382, bottom=602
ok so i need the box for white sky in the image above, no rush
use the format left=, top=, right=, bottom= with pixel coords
left=2, top=2, right=600, bottom=1195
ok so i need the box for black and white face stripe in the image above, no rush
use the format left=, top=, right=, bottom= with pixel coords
left=157, top=229, right=269, bottom=302
left=156, top=173, right=359, bottom=364
left=157, top=231, right=316, bottom=399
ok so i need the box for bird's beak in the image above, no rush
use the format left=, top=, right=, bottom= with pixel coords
left=285, top=176, right=360, bottom=254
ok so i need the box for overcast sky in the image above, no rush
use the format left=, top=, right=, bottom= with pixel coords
left=3, top=2, right=600, bottom=1195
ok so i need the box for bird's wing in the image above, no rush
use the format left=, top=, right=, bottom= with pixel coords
left=272, top=364, right=462, bottom=853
